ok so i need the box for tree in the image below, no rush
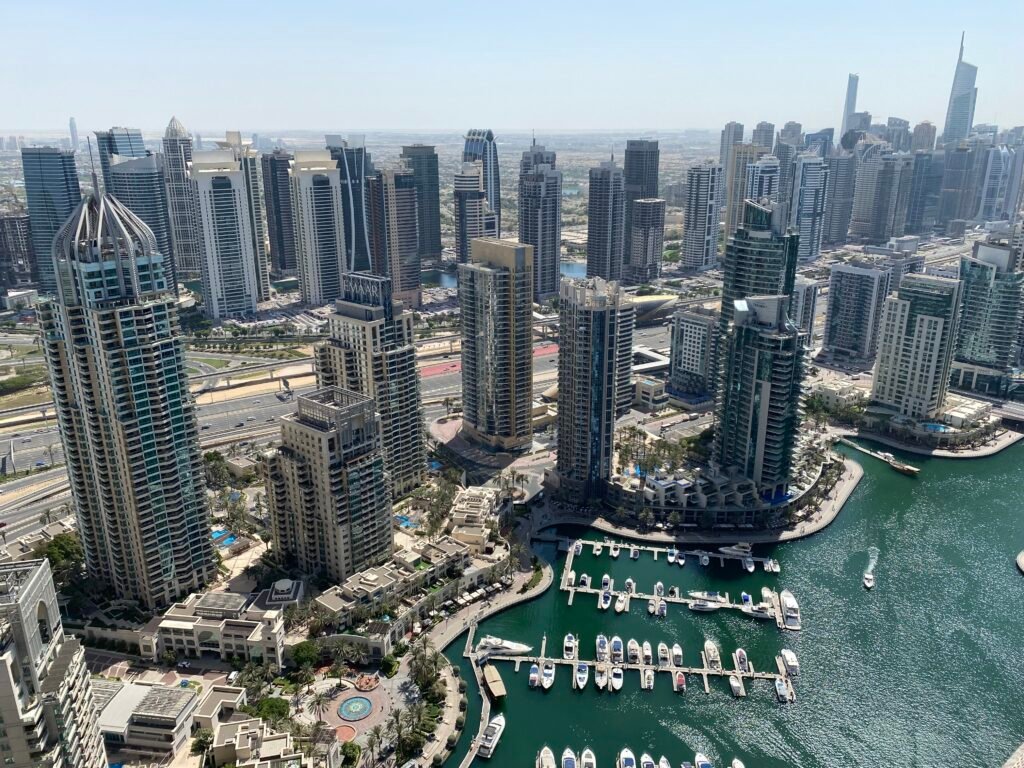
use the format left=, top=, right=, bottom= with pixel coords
left=667, top=510, right=681, bottom=529
left=638, top=509, right=655, bottom=530
left=33, top=532, right=84, bottom=585
left=291, top=640, right=320, bottom=670
left=366, top=724, right=384, bottom=766
left=388, top=707, right=407, bottom=744
left=203, top=451, right=231, bottom=489
left=341, top=741, right=361, bottom=767
left=310, top=690, right=330, bottom=723
left=191, top=728, right=214, bottom=755
left=256, top=696, right=291, bottom=724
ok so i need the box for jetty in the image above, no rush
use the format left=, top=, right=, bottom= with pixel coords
left=837, top=437, right=920, bottom=475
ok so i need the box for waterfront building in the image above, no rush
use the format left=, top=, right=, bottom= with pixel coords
left=401, top=144, right=442, bottom=264
left=367, top=168, right=421, bottom=308
left=215, top=132, right=271, bottom=302
left=0, top=559, right=107, bottom=768
left=912, top=121, right=937, bottom=151
left=266, top=388, right=393, bottom=584
left=40, top=195, right=214, bottom=607
left=0, top=213, right=35, bottom=288
left=91, top=680, right=196, bottom=758
left=586, top=159, right=624, bottom=280
left=327, top=135, right=375, bottom=272
left=518, top=142, right=562, bottom=299
left=789, top=276, right=819, bottom=336
left=681, top=161, right=722, bottom=270
left=714, top=295, right=806, bottom=501
left=623, top=139, right=660, bottom=259
left=850, top=151, right=914, bottom=243
left=719, top=121, right=745, bottom=184
left=107, top=153, right=176, bottom=289
left=788, top=153, right=829, bottom=261
left=840, top=73, right=859, bottom=139
left=823, top=259, right=892, bottom=361
left=623, top=198, right=665, bottom=284
left=316, top=272, right=425, bottom=497
left=454, top=162, right=496, bottom=264
left=871, top=273, right=962, bottom=420
left=458, top=239, right=534, bottom=451
left=162, top=117, right=202, bottom=276
left=668, top=306, right=718, bottom=397
left=823, top=152, right=857, bottom=246
left=724, top=143, right=768, bottom=236
left=94, top=127, right=146, bottom=190
left=555, top=277, right=635, bottom=497
left=463, top=129, right=501, bottom=234
left=289, top=151, right=345, bottom=305
left=752, top=121, right=775, bottom=150
left=942, top=34, right=978, bottom=145
left=21, top=146, right=81, bottom=293
left=262, top=148, right=297, bottom=274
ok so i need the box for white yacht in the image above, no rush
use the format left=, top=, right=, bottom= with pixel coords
left=596, top=634, right=609, bottom=661
left=694, top=754, right=712, bottom=768
left=780, top=590, right=801, bottom=630
left=599, top=591, right=612, bottom=610
left=641, top=667, right=654, bottom=690
left=674, top=670, right=686, bottom=692
left=624, top=577, right=635, bottom=593
left=581, top=749, right=597, bottom=768
left=667, top=548, right=677, bottom=564
left=781, top=648, right=800, bottom=676
left=627, top=638, right=641, bottom=663
left=529, top=663, right=540, bottom=687
left=580, top=574, right=591, bottom=589
left=657, top=600, right=667, bottom=618
left=741, top=602, right=773, bottom=620
left=775, top=677, right=790, bottom=702
left=614, top=593, right=628, bottom=613
left=647, top=598, right=657, bottom=615
left=689, top=600, right=721, bottom=613
left=563, top=748, right=578, bottom=768
left=476, top=636, right=532, bottom=656
left=563, top=633, right=576, bottom=660
left=742, top=556, right=756, bottom=573
left=610, top=636, right=624, bottom=663
left=618, top=748, right=636, bottom=768
left=719, top=542, right=753, bottom=557
left=595, top=664, right=608, bottom=690
left=630, top=546, right=640, bottom=560
left=729, top=675, right=743, bottom=697
left=659, top=757, right=672, bottom=768
left=704, top=639, right=721, bottom=670
left=477, top=714, right=505, bottom=757
left=537, top=747, right=557, bottom=768
left=642, top=641, right=653, bottom=665
left=610, top=542, right=621, bottom=558
left=736, top=648, right=749, bottom=673
left=574, top=540, right=583, bottom=556
left=610, top=666, right=624, bottom=691
left=700, top=553, right=710, bottom=566
left=731, top=761, right=745, bottom=768
left=863, top=572, right=875, bottom=589
left=671, top=643, right=683, bottom=667
left=677, top=552, right=686, bottom=567
left=657, top=642, right=670, bottom=667
left=594, top=542, right=604, bottom=556
left=601, top=573, right=611, bottom=590
left=574, top=662, right=590, bottom=689
left=654, top=581, right=664, bottom=596
left=541, top=661, right=556, bottom=689
left=567, top=571, right=576, bottom=588
left=640, top=753, right=656, bottom=768
left=688, top=590, right=726, bottom=602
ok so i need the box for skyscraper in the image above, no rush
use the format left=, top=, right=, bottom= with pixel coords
left=94, top=127, right=146, bottom=191
left=0, top=214, right=34, bottom=288
left=840, top=74, right=859, bottom=139
left=715, top=295, right=806, bottom=501
left=216, top=132, right=271, bottom=302
left=454, top=162, right=496, bottom=264
left=21, top=147, right=81, bottom=294
left=458, top=239, right=534, bottom=451
left=973, top=145, right=1021, bottom=221
left=773, top=139, right=799, bottom=222
left=745, top=155, right=781, bottom=204
left=822, top=152, right=857, bottom=246
left=788, top=153, right=830, bottom=262
left=463, top=129, right=501, bottom=234
left=40, top=195, right=214, bottom=608
left=107, top=153, right=176, bottom=289
left=162, top=117, right=201, bottom=276
left=0, top=559, right=107, bottom=768
left=937, top=143, right=977, bottom=228
left=906, top=150, right=944, bottom=234
left=367, top=168, right=421, bottom=308
left=724, top=143, right=768, bottom=236
left=518, top=142, right=562, bottom=299
left=942, top=34, right=978, bottom=145
left=586, top=159, right=625, bottom=280
left=69, top=116, right=79, bottom=149
left=681, top=161, right=723, bottom=271
left=719, top=122, right=745, bottom=187
left=623, top=198, right=666, bottom=284
left=752, top=121, right=775, bottom=150
left=871, top=273, right=962, bottom=419
left=327, top=134, right=375, bottom=273
left=316, top=272, right=425, bottom=496
left=885, top=118, right=913, bottom=152
left=555, top=277, right=634, bottom=497
left=823, top=260, right=892, bottom=361
left=623, top=139, right=660, bottom=259
left=266, top=388, right=393, bottom=583
left=850, top=151, right=914, bottom=243
left=912, top=121, right=938, bottom=151
left=401, top=144, right=442, bottom=264
left=789, top=276, right=819, bottom=335
left=804, top=128, right=835, bottom=157
left=669, top=306, right=719, bottom=397
left=290, top=151, right=346, bottom=305
left=779, top=122, right=803, bottom=148
left=262, top=148, right=297, bottom=274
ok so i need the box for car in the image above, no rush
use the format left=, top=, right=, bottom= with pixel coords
left=0, top=522, right=7, bottom=529
left=20, top=438, right=31, bottom=443
left=176, top=660, right=191, bottom=669
left=266, top=418, right=276, bottom=423
left=34, top=461, right=45, bottom=468
left=235, top=422, right=245, bottom=428
left=254, top=400, right=261, bottom=404
left=227, top=671, right=239, bottom=684
left=247, top=416, right=256, bottom=421
left=201, top=424, right=211, bottom=430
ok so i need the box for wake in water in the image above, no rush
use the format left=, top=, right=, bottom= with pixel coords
left=865, top=546, right=880, bottom=576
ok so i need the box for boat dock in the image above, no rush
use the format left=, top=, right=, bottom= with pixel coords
left=559, top=537, right=781, bottom=576
left=837, top=437, right=920, bottom=475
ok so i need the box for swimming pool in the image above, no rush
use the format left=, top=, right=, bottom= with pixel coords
left=211, top=530, right=229, bottom=541
left=211, top=530, right=237, bottom=547
left=395, top=514, right=419, bottom=529
left=921, top=422, right=954, bottom=433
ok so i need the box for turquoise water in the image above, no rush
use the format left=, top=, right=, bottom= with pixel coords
left=445, top=444, right=1024, bottom=767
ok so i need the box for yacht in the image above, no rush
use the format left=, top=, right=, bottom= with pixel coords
left=600, top=591, right=613, bottom=610
left=541, top=661, right=556, bottom=689
left=677, top=552, right=686, bottom=567
left=768, top=559, right=781, bottom=573
left=704, top=639, right=721, bottom=670
left=529, top=663, right=540, bottom=687
left=563, top=633, right=577, bottom=660
left=729, top=675, right=743, bottom=697
left=642, top=641, right=653, bottom=665
left=647, top=598, right=657, bottom=615
left=641, top=667, right=655, bottom=690
left=610, top=666, right=624, bottom=691
left=719, top=542, right=753, bottom=557
left=674, top=670, right=686, bottom=692
left=567, top=571, right=576, bottom=588
left=654, top=581, right=664, bottom=596
left=601, top=574, right=611, bottom=590
left=657, top=600, right=668, bottom=618
left=671, top=643, right=683, bottom=667
left=625, top=577, right=635, bottom=593
left=667, top=548, right=677, bottom=564
left=731, top=761, right=745, bottom=768
left=781, top=648, right=800, bottom=676
left=596, top=634, right=609, bottom=661
left=863, top=572, right=875, bottom=589
left=627, top=638, right=641, bottom=663
left=476, top=636, right=532, bottom=656
left=574, top=662, right=590, bottom=689
left=580, top=574, right=592, bottom=589
left=700, top=553, right=710, bottom=566
left=657, top=642, right=670, bottom=667
left=780, top=590, right=801, bottom=630
left=742, top=556, right=756, bottom=573
left=581, top=749, right=597, bottom=768
left=615, top=593, right=628, bottom=613
left=537, top=747, right=557, bottom=768
left=563, top=748, right=578, bottom=768
left=618, top=748, right=637, bottom=768
left=610, top=542, right=621, bottom=559
left=689, top=600, right=721, bottom=613
left=610, top=636, right=624, bottom=663
left=688, top=590, right=726, bottom=602
left=640, top=753, right=656, bottom=768
left=630, top=546, right=640, bottom=560
left=775, top=677, right=790, bottom=702
left=595, top=664, right=608, bottom=690
left=477, top=714, right=505, bottom=757
left=659, top=757, right=672, bottom=768
left=736, top=648, right=749, bottom=673
left=594, top=542, right=604, bottom=556
left=574, top=540, right=583, bottom=556
left=741, top=602, right=773, bottom=620
left=694, top=754, right=713, bottom=768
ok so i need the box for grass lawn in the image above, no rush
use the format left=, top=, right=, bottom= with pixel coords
left=0, top=385, right=53, bottom=409
left=190, top=356, right=231, bottom=369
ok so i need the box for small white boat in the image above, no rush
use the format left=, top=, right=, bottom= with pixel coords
left=689, top=600, right=721, bottom=613
left=599, top=591, right=612, bottom=610
left=704, top=639, right=721, bottom=669
left=700, top=553, right=710, bottom=566
left=741, top=602, right=773, bottom=620
left=769, top=559, right=781, bottom=573
left=610, top=542, right=621, bottom=559
left=567, top=571, right=576, bottom=587
left=596, top=634, right=609, bottom=661
left=630, top=546, right=640, bottom=560
left=688, top=590, right=726, bottom=602
left=667, top=548, right=677, bottom=564
left=743, top=556, right=755, bottom=573
left=541, top=661, right=556, bottom=689
left=659, top=757, right=672, bottom=768
left=642, top=641, right=653, bottom=665
left=731, top=760, right=745, bottom=768
left=610, top=666, right=624, bottom=691
left=657, top=600, right=667, bottom=617
left=574, top=662, right=590, bottom=690
left=729, top=675, right=743, bottom=697
left=627, top=638, right=641, bottom=663
left=719, top=542, right=753, bottom=557
left=624, top=577, right=635, bottom=593
left=654, top=581, right=664, bottom=596
left=581, top=749, right=597, bottom=768
left=640, top=753, right=656, bottom=768
left=574, top=540, right=583, bottom=556
left=657, top=642, right=670, bottom=667
left=641, top=667, right=654, bottom=690
left=781, top=648, right=800, bottom=676
left=594, top=542, right=604, bottom=556
left=580, top=574, right=591, bottom=588
left=563, top=748, right=578, bottom=768
left=537, top=747, right=557, bottom=768
left=674, top=670, right=686, bottom=691
left=529, top=663, right=540, bottom=687
left=563, top=633, right=576, bottom=660
left=695, top=754, right=712, bottom=768
left=601, top=573, right=611, bottom=590
left=671, top=643, right=683, bottom=666
left=647, top=598, right=657, bottom=615
left=618, top=748, right=636, bottom=768
left=780, top=590, right=801, bottom=630
left=477, top=635, right=533, bottom=656
left=677, top=552, right=686, bottom=567
left=477, top=714, right=505, bottom=757
left=610, top=636, right=624, bottom=663
left=863, top=572, right=875, bottom=589
left=595, top=664, right=608, bottom=690
left=736, top=648, right=749, bottom=672
left=775, top=677, right=790, bottom=702
left=614, top=593, right=628, bottom=613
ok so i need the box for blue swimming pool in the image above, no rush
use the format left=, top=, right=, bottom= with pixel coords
left=220, top=535, right=237, bottom=547
left=211, top=530, right=237, bottom=547
left=211, top=530, right=228, bottom=540
left=395, top=514, right=419, bottom=529
left=921, top=422, right=954, bottom=433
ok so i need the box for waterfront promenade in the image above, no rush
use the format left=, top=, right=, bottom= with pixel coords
left=839, top=426, right=1023, bottom=458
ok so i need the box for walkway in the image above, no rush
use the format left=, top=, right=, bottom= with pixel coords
left=839, top=427, right=1023, bottom=459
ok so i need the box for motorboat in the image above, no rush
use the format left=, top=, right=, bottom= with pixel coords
left=610, top=542, right=621, bottom=559
left=596, top=634, right=609, bottom=661
left=627, top=639, right=641, bottom=663
left=677, top=552, right=686, bottom=567
left=781, top=648, right=800, bottom=676
left=694, top=754, right=713, bottom=768
left=641, top=667, right=655, bottom=690
left=647, top=598, right=657, bottom=615
left=477, top=636, right=532, bottom=656
left=704, top=639, right=721, bottom=669
left=594, top=542, right=604, bottom=556
left=563, top=748, right=578, bottom=768
left=671, top=643, right=683, bottom=667
left=769, top=559, right=781, bottom=573
left=688, top=591, right=726, bottom=602
left=657, top=600, right=668, bottom=618
left=657, top=642, right=670, bottom=667
left=729, top=675, right=743, bottom=697
left=674, top=670, right=686, bottom=692
left=668, top=586, right=679, bottom=598
left=640, top=753, right=656, bottom=768
left=700, top=553, right=710, bottom=566
left=611, top=636, right=624, bottom=663
left=529, top=663, right=540, bottom=687
left=567, top=571, right=576, bottom=587
left=719, top=542, right=753, bottom=557
left=654, top=581, right=664, bottom=596
left=642, top=641, right=653, bottom=665
left=580, top=574, right=592, bottom=589
left=541, top=661, right=556, bottom=689
left=599, top=591, right=613, bottom=610
left=742, top=556, right=756, bottom=573
left=581, top=749, right=597, bottom=768
left=477, top=714, right=505, bottom=757
left=610, top=666, right=624, bottom=691
left=775, top=677, right=790, bottom=702
left=537, top=747, right=557, bottom=768
left=563, top=633, right=577, bottom=660
left=574, top=540, right=583, bottom=556
left=863, top=572, right=875, bottom=589
left=741, top=602, right=773, bottom=620
left=625, top=577, right=635, bottom=593
left=732, top=761, right=745, bottom=768
left=595, top=664, right=608, bottom=690
left=667, top=548, right=677, bottom=564
left=615, top=593, right=628, bottom=613
left=630, top=546, right=640, bottom=560
left=574, top=662, right=590, bottom=689
left=618, top=748, right=636, bottom=768
left=780, top=590, right=801, bottom=630
left=736, top=648, right=749, bottom=673
left=740, top=591, right=752, bottom=604
left=689, top=600, right=721, bottom=613
left=659, top=757, right=672, bottom=768
left=601, top=574, right=611, bottom=590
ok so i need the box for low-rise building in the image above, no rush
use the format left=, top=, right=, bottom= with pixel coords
left=1, top=288, right=38, bottom=310
left=92, top=680, right=197, bottom=757
left=811, top=380, right=867, bottom=410
left=634, top=377, right=668, bottom=411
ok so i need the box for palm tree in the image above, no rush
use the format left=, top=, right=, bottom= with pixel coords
left=388, top=707, right=407, bottom=745
left=300, top=662, right=316, bottom=691
left=366, top=726, right=383, bottom=766
left=310, top=690, right=330, bottom=724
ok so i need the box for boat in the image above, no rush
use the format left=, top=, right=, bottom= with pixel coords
left=700, top=553, right=710, bottom=566
left=477, top=714, right=505, bottom=757
left=537, top=747, right=557, bottom=768
left=671, top=643, right=683, bottom=667
left=688, top=590, right=726, bottom=602
left=677, top=552, right=686, bottom=567
left=743, top=556, right=755, bottom=573
left=719, top=542, right=753, bottom=557
left=541, top=661, right=556, bottom=689
left=594, top=542, right=604, bottom=556
left=736, top=648, right=749, bottom=673
left=563, top=748, right=578, bottom=768
left=659, top=757, right=672, bottom=768
left=775, top=677, right=790, bottom=702
left=574, top=540, right=583, bottom=556
left=563, top=633, right=576, bottom=660
left=476, top=635, right=532, bottom=656
left=657, top=600, right=667, bottom=617
left=610, top=666, right=624, bottom=691
left=667, top=548, right=677, bottom=564
left=769, top=559, right=781, bottom=573
left=689, top=600, right=721, bottom=613
left=582, top=749, right=597, bottom=768
left=614, top=593, right=628, bottom=613
left=694, top=754, right=713, bottom=768
left=596, top=634, right=609, bottom=661
left=647, top=598, right=657, bottom=615
left=482, top=664, right=506, bottom=699
left=630, top=546, right=640, bottom=560
left=580, top=574, right=591, bottom=588
left=741, top=602, right=773, bottom=620
left=610, top=542, right=621, bottom=558
left=625, top=577, right=635, bottom=593
left=780, top=590, right=802, bottom=630
left=877, top=451, right=921, bottom=476
left=641, top=667, right=655, bottom=690
left=595, top=664, right=608, bottom=690
left=618, top=748, right=636, bottom=768
left=654, top=581, right=664, bottom=596
left=781, top=648, right=800, bottom=676
left=863, top=572, right=875, bottom=589
left=529, top=663, right=540, bottom=687
left=732, top=761, right=745, bottom=768
left=611, top=636, right=624, bottom=663
left=704, top=639, right=721, bottom=669
left=599, top=591, right=612, bottom=610
left=740, top=591, right=752, bottom=604
left=668, top=586, right=679, bottom=598
left=642, top=641, right=653, bottom=665
left=567, top=571, right=576, bottom=587
left=574, top=662, right=590, bottom=689
left=601, top=574, right=611, bottom=590
left=674, top=670, right=686, bottom=691
left=657, top=642, right=670, bottom=666
left=640, top=753, right=656, bottom=768
left=729, top=675, right=743, bottom=697
left=627, top=639, right=641, bottom=663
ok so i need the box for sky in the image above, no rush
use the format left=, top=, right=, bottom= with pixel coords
left=6, top=0, right=1024, bottom=135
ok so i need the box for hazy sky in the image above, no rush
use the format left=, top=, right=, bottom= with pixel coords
left=7, top=0, right=1024, bottom=135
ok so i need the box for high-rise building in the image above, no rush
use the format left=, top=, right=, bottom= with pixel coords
left=40, top=195, right=214, bottom=608
left=773, top=140, right=799, bottom=222
left=841, top=74, right=859, bottom=139
left=669, top=306, right=718, bottom=397
left=190, top=151, right=262, bottom=318
left=463, top=129, right=501, bottom=234
left=942, top=34, right=978, bottom=145
left=789, top=276, right=819, bottom=335
left=804, top=129, right=835, bottom=157
left=937, top=143, right=978, bottom=228
left=719, top=122, right=745, bottom=188
left=752, top=121, right=775, bottom=150
left=906, top=150, right=944, bottom=234
left=68, top=116, right=79, bottom=150
left=21, top=147, right=81, bottom=293
left=714, top=295, right=806, bottom=501
left=316, top=273, right=425, bottom=496
left=850, top=151, right=914, bottom=243
left=847, top=112, right=872, bottom=134
left=518, top=142, right=562, bottom=299
left=779, top=122, right=803, bottom=148
left=788, top=153, right=829, bottom=261
left=453, top=162, right=496, bottom=264
left=681, top=161, right=722, bottom=271
left=951, top=240, right=1024, bottom=396
left=400, top=144, right=442, bottom=264
left=823, top=259, right=892, bottom=361
left=623, top=198, right=665, bottom=284
left=266, top=388, right=393, bottom=583
left=367, top=168, right=421, bottom=308
left=216, top=132, right=271, bottom=302
left=871, top=273, right=962, bottom=419
left=94, top=127, right=146, bottom=190
left=912, top=121, right=937, bottom=151
left=107, top=153, right=176, bottom=289
left=458, top=239, right=534, bottom=451
left=162, top=117, right=202, bottom=276
left=326, top=135, right=375, bottom=273
left=262, top=148, right=297, bottom=274
left=555, top=277, right=634, bottom=497
left=623, top=140, right=660, bottom=259
left=0, top=214, right=34, bottom=288
left=822, top=152, right=857, bottom=246
left=586, top=159, right=624, bottom=280
left=290, top=151, right=345, bottom=305
left=724, top=144, right=768, bottom=236
left=885, top=117, right=913, bottom=152
left=745, top=155, right=780, bottom=204
left=0, top=559, right=107, bottom=768
left=972, top=145, right=1021, bottom=221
